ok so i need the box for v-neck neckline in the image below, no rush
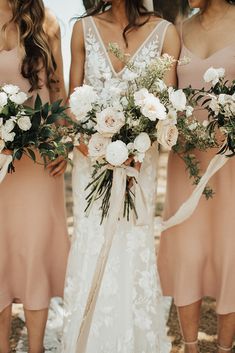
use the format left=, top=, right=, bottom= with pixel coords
left=91, top=17, right=164, bottom=77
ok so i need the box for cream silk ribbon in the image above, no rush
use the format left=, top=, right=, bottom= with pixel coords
left=0, top=154, right=12, bottom=183
left=76, top=165, right=148, bottom=353
left=157, top=154, right=229, bottom=232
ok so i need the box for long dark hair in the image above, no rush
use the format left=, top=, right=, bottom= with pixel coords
left=4, top=0, right=56, bottom=91
left=81, top=0, right=160, bottom=46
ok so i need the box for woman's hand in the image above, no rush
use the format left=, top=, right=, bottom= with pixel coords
left=76, top=142, right=88, bottom=157
left=47, top=156, right=67, bottom=177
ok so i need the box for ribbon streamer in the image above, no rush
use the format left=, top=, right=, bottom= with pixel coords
left=0, top=154, right=12, bottom=183
left=158, top=154, right=228, bottom=232
left=76, top=166, right=147, bottom=353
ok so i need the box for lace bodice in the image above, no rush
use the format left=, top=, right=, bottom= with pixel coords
left=82, top=16, right=171, bottom=91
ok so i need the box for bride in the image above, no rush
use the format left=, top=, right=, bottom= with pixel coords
left=62, top=1, right=180, bottom=352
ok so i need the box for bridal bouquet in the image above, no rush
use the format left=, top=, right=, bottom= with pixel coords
left=0, top=84, right=71, bottom=180
left=70, top=50, right=192, bottom=222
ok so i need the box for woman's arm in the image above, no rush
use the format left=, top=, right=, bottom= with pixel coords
left=44, top=10, right=67, bottom=176
left=44, top=9, right=67, bottom=104
left=69, top=20, right=89, bottom=157
left=162, top=24, right=181, bottom=87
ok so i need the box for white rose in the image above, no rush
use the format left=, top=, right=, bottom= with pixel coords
left=134, top=132, right=151, bottom=153
left=4, top=119, right=14, bottom=133
left=2, top=84, right=19, bottom=95
left=10, top=92, right=28, bottom=105
left=134, top=88, right=149, bottom=107
left=70, top=85, right=98, bottom=121
left=88, top=133, right=111, bottom=158
left=95, top=107, right=125, bottom=137
left=0, top=139, right=5, bottom=152
left=169, top=88, right=187, bottom=112
left=157, top=120, right=178, bottom=150
left=0, top=92, right=8, bottom=108
left=17, top=116, right=32, bottom=131
left=203, top=67, right=225, bottom=86
left=105, top=140, right=129, bottom=166
left=141, top=94, right=167, bottom=121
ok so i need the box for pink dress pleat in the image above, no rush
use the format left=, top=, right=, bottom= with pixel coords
left=0, top=47, right=70, bottom=311
left=158, top=43, right=235, bottom=315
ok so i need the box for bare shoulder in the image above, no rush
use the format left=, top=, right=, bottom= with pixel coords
left=44, top=8, right=60, bottom=39
left=165, top=23, right=180, bottom=43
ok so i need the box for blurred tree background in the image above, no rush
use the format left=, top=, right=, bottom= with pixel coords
left=82, top=0, right=191, bottom=23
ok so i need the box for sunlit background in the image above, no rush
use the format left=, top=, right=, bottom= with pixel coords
left=44, top=0, right=85, bottom=81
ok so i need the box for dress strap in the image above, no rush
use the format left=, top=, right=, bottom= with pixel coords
left=156, top=20, right=172, bottom=54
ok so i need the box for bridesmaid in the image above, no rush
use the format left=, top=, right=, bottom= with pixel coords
left=0, top=1, right=69, bottom=353
left=158, top=0, right=235, bottom=352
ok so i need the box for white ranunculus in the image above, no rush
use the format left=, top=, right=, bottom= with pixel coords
left=17, top=116, right=32, bottom=131
left=134, top=88, right=149, bottom=107
left=105, top=140, right=129, bottom=166
left=0, top=139, right=5, bottom=152
left=209, top=98, right=220, bottom=115
left=0, top=92, right=8, bottom=108
left=2, top=84, right=19, bottom=95
left=157, top=120, right=178, bottom=150
left=203, top=67, right=225, bottom=86
left=141, top=94, right=167, bottom=121
left=169, top=88, right=187, bottom=112
left=70, top=85, right=98, bottom=121
left=134, top=132, right=151, bottom=153
left=88, top=133, right=111, bottom=158
left=95, top=107, right=125, bottom=137
left=10, top=92, right=28, bottom=105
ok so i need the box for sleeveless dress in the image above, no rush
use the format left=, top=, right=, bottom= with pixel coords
left=0, top=46, right=70, bottom=311
left=158, top=36, right=235, bottom=314
left=62, top=17, right=171, bottom=353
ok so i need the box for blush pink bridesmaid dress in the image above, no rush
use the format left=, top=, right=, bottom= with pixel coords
left=0, top=47, right=70, bottom=311
left=158, top=36, right=235, bottom=314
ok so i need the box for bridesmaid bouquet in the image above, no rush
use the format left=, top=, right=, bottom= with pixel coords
left=200, top=67, right=235, bottom=156
left=70, top=51, right=192, bottom=222
left=0, top=85, right=71, bottom=180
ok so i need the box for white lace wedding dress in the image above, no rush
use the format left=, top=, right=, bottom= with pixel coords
left=62, top=17, right=172, bottom=353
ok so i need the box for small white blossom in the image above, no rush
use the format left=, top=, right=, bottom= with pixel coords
left=169, top=88, right=187, bottom=112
